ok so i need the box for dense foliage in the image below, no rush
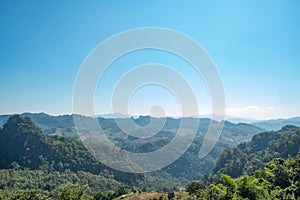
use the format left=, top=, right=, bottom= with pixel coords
left=0, top=168, right=125, bottom=199
left=214, top=125, right=300, bottom=178
left=184, top=152, right=300, bottom=199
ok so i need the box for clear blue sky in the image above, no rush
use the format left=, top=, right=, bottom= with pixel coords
left=1, top=0, right=300, bottom=119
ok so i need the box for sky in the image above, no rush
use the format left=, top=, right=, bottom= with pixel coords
left=0, top=0, right=300, bottom=120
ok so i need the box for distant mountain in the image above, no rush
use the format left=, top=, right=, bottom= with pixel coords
left=0, top=112, right=80, bottom=139
left=0, top=113, right=264, bottom=143
left=96, top=117, right=264, bottom=179
left=213, top=125, right=300, bottom=178
left=252, top=117, right=300, bottom=130
left=0, top=114, right=264, bottom=182
left=224, top=116, right=261, bottom=124
left=94, top=112, right=139, bottom=119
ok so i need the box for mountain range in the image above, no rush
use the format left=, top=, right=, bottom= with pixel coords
left=1, top=114, right=300, bottom=199
left=1, top=113, right=300, bottom=133
left=0, top=113, right=264, bottom=183
left=252, top=117, right=300, bottom=131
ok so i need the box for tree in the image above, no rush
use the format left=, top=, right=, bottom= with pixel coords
left=236, top=176, right=260, bottom=200
left=185, top=181, right=206, bottom=195
left=58, top=183, right=91, bottom=200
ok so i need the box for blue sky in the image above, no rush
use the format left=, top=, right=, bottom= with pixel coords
left=1, top=0, right=300, bottom=119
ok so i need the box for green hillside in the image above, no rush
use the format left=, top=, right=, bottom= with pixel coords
left=213, top=125, right=300, bottom=178
left=183, top=153, right=300, bottom=199
left=2, top=114, right=294, bottom=199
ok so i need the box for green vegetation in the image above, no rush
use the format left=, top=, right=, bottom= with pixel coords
left=179, top=125, right=300, bottom=199
left=1, top=114, right=300, bottom=199
left=0, top=114, right=264, bottom=183
left=183, top=153, right=300, bottom=199
left=185, top=181, right=205, bottom=195
left=214, top=125, right=300, bottom=178
left=0, top=168, right=121, bottom=193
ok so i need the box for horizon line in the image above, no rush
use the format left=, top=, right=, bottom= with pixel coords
left=1, top=111, right=300, bottom=122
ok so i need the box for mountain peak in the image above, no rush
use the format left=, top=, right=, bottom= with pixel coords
left=280, top=124, right=300, bottom=132
left=2, top=114, right=43, bottom=137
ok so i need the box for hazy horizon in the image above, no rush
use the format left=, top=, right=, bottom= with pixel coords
left=1, top=111, right=300, bottom=122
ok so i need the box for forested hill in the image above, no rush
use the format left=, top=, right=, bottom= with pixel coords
left=0, top=115, right=142, bottom=184
left=213, top=125, right=300, bottom=178
left=0, top=114, right=265, bottom=181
